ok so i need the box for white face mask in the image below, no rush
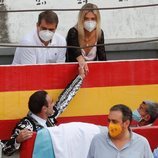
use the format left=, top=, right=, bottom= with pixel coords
left=39, top=30, right=54, bottom=42
left=84, top=20, right=96, bottom=32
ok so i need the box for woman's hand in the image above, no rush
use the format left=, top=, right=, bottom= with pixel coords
left=77, top=55, right=89, bottom=76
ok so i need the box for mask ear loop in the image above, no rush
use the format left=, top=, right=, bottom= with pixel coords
left=143, top=114, right=150, bottom=121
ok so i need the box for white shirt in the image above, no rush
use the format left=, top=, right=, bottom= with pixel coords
left=14, top=113, right=47, bottom=150
left=81, top=46, right=97, bottom=61
left=12, top=29, right=66, bottom=64
left=31, top=113, right=47, bottom=128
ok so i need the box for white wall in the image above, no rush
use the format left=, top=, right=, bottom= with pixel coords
left=4, top=0, right=158, bottom=43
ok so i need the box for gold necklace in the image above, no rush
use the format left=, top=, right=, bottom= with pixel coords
left=85, top=43, right=89, bottom=47
left=84, top=37, right=93, bottom=47
left=84, top=32, right=96, bottom=47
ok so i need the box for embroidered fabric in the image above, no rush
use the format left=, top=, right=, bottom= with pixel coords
left=2, top=75, right=83, bottom=156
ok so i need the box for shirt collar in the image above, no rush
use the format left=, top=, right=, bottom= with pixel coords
left=31, top=113, right=47, bottom=128
left=106, top=129, right=134, bottom=150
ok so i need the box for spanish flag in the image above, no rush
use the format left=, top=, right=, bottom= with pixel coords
left=0, top=60, right=158, bottom=139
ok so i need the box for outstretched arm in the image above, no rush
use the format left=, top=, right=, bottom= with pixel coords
left=48, top=66, right=86, bottom=123
left=50, top=75, right=83, bottom=120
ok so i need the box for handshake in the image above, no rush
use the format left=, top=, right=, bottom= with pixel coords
left=78, top=61, right=89, bottom=79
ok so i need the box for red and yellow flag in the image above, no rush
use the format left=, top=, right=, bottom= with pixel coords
left=0, top=60, right=158, bottom=139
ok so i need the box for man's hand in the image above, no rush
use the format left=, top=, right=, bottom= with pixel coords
left=78, top=66, right=86, bottom=79
left=79, top=61, right=89, bottom=76
left=16, top=129, right=33, bottom=143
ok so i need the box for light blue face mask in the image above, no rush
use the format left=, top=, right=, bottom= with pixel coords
left=132, top=109, right=142, bottom=122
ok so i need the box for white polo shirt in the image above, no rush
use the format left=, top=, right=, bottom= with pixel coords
left=12, top=29, right=66, bottom=64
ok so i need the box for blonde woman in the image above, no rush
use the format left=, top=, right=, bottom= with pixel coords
left=66, top=3, right=107, bottom=73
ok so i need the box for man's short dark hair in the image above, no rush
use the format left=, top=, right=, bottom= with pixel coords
left=110, top=104, right=132, bottom=124
left=38, top=10, right=59, bottom=26
left=28, top=90, right=48, bottom=114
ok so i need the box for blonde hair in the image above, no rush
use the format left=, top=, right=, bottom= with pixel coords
left=76, top=3, right=101, bottom=47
